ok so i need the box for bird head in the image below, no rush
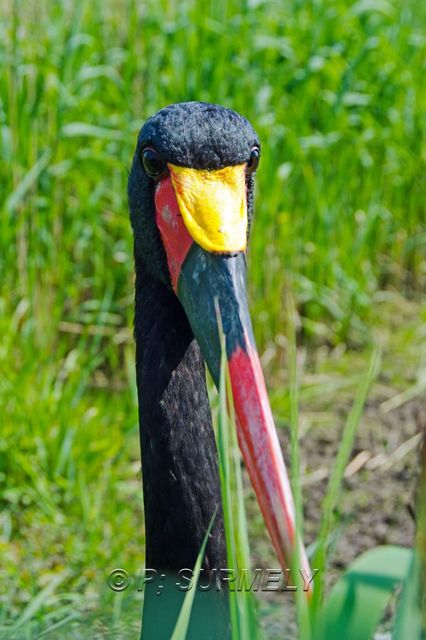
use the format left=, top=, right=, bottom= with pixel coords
left=129, top=102, right=310, bottom=582
left=129, top=102, right=259, bottom=286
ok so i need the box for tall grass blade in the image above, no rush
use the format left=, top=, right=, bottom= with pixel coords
left=285, top=287, right=312, bottom=639
left=393, top=430, right=426, bottom=638
left=170, top=508, right=218, bottom=640
left=419, top=431, right=426, bottom=634
left=312, top=346, right=382, bottom=610
left=4, top=149, right=51, bottom=215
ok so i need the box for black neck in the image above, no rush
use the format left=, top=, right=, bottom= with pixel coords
left=134, top=265, right=226, bottom=574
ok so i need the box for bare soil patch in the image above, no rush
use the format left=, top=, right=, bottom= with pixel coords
left=249, top=396, right=425, bottom=639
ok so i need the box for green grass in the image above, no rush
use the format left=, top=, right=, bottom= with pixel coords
left=1, top=0, right=425, bottom=637
left=1, top=0, right=424, bottom=348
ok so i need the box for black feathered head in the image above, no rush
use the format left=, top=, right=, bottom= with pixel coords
left=128, top=101, right=260, bottom=287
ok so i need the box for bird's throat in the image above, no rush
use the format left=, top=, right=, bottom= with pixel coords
left=134, top=267, right=227, bottom=575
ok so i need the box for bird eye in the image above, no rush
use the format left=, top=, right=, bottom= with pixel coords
left=246, top=147, right=260, bottom=174
left=142, top=147, right=168, bottom=179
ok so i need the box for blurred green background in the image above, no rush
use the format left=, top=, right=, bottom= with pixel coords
left=1, top=0, right=425, bottom=637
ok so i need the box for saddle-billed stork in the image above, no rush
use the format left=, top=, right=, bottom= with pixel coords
left=128, top=102, right=310, bottom=639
